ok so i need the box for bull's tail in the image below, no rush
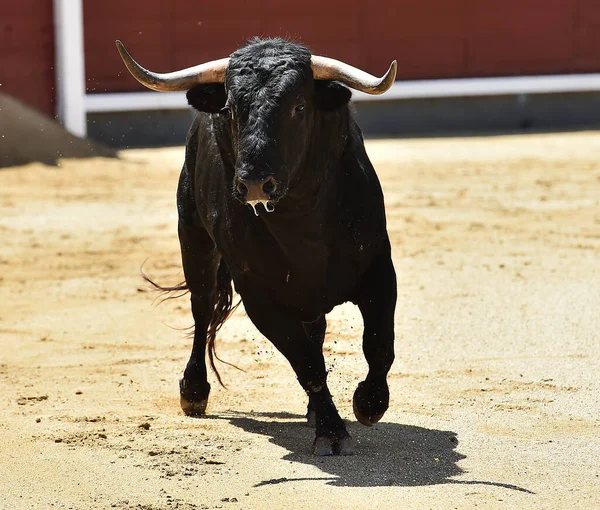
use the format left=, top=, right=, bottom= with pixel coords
left=140, top=260, right=241, bottom=387
left=140, top=262, right=189, bottom=302
left=206, top=261, right=242, bottom=387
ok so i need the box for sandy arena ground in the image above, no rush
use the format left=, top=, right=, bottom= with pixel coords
left=1, top=131, right=599, bottom=509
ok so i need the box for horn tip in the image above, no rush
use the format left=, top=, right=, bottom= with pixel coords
left=115, top=40, right=127, bottom=55
left=115, top=40, right=129, bottom=61
left=386, top=60, right=398, bottom=86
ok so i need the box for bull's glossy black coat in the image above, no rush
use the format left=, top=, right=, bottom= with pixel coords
left=176, top=38, right=396, bottom=455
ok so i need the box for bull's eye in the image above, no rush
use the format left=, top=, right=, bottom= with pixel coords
left=294, top=104, right=306, bottom=114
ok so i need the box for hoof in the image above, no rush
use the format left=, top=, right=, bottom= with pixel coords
left=353, top=380, right=389, bottom=427
left=312, top=436, right=334, bottom=456
left=353, top=399, right=384, bottom=426
left=337, top=436, right=355, bottom=455
left=312, top=435, right=354, bottom=456
left=180, top=396, right=208, bottom=417
left=179, top=377, right=210, bottom=417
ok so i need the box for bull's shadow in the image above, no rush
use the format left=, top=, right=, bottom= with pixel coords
left=218, top=411, right=533, bottom=492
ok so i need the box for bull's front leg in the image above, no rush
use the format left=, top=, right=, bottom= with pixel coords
left=242, top=291, right=352, bottom=455
left=178, top=219, right=220, bottom=416
left=354, top=248, right=397, bottom=426
left=303, top=315, right=327, bottom=427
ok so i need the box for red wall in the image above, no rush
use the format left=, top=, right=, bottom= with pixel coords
left=84, top=0, right=600, bottom=94
left=2, top=1, right=600, bottom=117
left=0, top=2, right=55, bottom=117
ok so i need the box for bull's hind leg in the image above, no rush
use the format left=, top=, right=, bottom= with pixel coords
left=303, top=315, right=326, bottom=427
left=178, top=218, right=220, bottom=416
left=242, top=295, right=352, bottom=455
left=354, top=249, right=397, bottom=426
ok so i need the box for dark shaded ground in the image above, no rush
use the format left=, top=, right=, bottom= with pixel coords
left=215, top=411, right=533, bottom=493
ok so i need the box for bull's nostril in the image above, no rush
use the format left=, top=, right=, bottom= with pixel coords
left=237, top=180, right=249, bottom=197
left=262, top=177, right=277, bottom=195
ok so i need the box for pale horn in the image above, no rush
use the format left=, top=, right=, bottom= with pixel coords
left=115, top=40, right=229, bottom=92
left=311, top=56, right=397, bottom=95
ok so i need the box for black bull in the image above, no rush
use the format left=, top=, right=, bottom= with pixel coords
left=118, top=38, right=397, bottom=455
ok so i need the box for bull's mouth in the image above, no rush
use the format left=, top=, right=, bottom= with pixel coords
left=247, top=199, right=275, bottom=216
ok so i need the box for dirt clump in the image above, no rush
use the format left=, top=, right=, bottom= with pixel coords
left=0, top=92, right=115, bottom=167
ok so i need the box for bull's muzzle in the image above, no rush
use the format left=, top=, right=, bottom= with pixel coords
left=235, top=176, right=278, bottom=215
left=236, top=176, right=277, bottom=202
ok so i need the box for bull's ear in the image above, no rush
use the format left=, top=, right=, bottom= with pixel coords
left=186, top=84, right=227, bottom=113
left=314, top=81, right=352, bottom=111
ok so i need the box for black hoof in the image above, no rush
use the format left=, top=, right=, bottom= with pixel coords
left=353, top=379, right=389, bottom=426
left=337, top=436, right=355, bottom=455
left=312, top=435, right=355, bottom=456
left=179, top=378, right=210, bottom=417
left=312, top=436, right=334, bottom=456
left=180, top=396, right=208, bottom=416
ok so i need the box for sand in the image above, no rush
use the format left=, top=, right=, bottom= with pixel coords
left=0, top=132, right=599, bottom=509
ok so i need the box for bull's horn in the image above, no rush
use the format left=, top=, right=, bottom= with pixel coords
left=311, top=56, right=397, bottom=95
left=115, top=40, right=229, bottom=92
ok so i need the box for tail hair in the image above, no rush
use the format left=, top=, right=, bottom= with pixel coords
left=206, top=261, right=242, bottom=387
left=140, top=260, right=240, bottom=387
left=140, top=275, right=189, bottom=303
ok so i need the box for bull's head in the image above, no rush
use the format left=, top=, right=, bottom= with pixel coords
left=116, top=38, right=396, bottom=215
